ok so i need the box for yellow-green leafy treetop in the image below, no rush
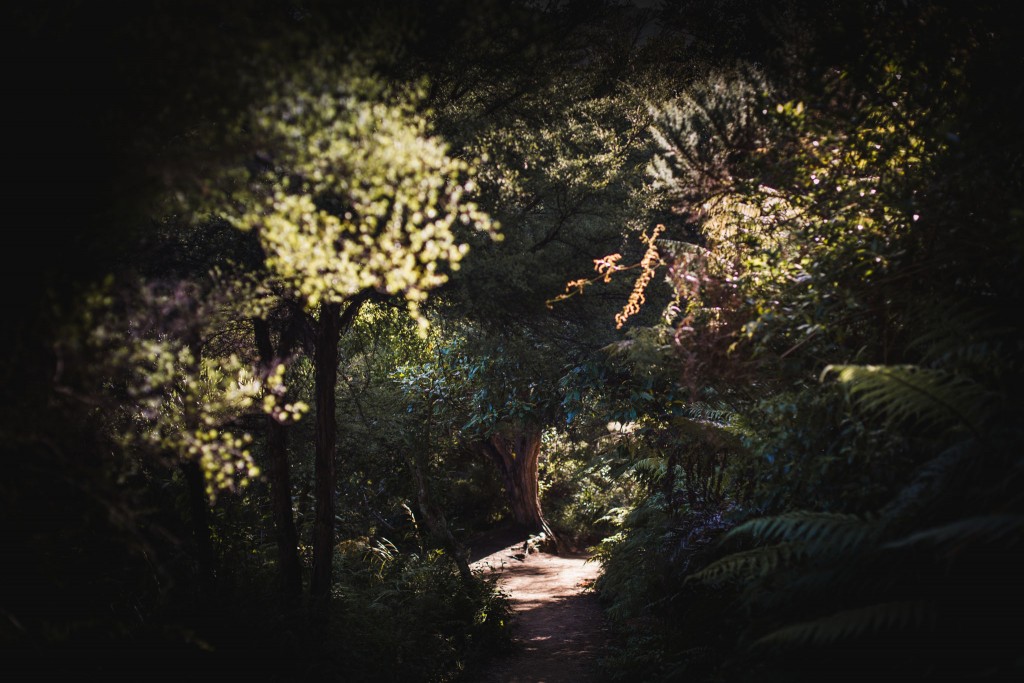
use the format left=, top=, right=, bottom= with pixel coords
left=59, top=278, right=307, bottom=501
left=205, top=60, right=498, bottom=329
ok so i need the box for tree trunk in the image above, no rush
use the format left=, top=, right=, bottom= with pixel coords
left=181, top=460, right=216, bottom=594
left=310, top=302, right=341, bottom=606
left=304, top=293, right=374, bottom=615
left=252, top=317, right=302, bottom=600
left=481, top=424, right=561, bottom=553
left=267, top=416, right=303, bottom=598
left=179, top=333, right=217, bottom=593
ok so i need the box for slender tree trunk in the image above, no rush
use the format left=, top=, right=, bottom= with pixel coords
left=480, top=424, right=561, bottom=553
left=306, top=292, right=373, bottom=616
left=178, top=332, right=217, bottom=593
left=252, top=318, right=302, bottom=600
left=310, top=302, right=341, bottom=605
left=664, top=449, right=678, bottom=516
left=181, top=460, right=216, bottom=594
left=266, top=417, right=302, bottom=598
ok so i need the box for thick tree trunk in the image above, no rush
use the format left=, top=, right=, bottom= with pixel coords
left=252, top=318, right=302, bottom=600
left=481, top=424, right=561, bottom=553
left=310, top=302, right=341, bottom=605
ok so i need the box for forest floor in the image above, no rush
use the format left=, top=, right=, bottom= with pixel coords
left=466, top=529, right=609, bottom=682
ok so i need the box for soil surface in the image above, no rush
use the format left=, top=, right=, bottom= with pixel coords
left=467, top=530, right=608, bottom=683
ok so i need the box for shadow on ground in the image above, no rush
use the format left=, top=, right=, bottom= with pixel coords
left=467, top=532, right=608, bottom=683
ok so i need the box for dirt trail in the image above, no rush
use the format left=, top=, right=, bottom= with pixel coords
left=469, top=533, right=608, bottom=683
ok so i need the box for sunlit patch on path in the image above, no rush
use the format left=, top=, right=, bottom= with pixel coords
left=471, top=537, right=607, bottom=683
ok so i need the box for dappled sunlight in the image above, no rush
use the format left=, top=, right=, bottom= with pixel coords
left=7, top=3, right=1020, bottom=681
left=472, top=535, right=607, bottom=683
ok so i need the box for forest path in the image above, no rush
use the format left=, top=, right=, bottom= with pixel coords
left=468, top=532, right=608, bottom=682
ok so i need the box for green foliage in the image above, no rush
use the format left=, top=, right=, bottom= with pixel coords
left=647, top=65, right=772, bottom=208
left=56, top=276, right=290, bottom=500
left=321, top=540, right=511, bottom=682
left=587, top=3, right=1024, bottom=680
left=9, top=3, right=1024, bottom=680
left=753, top=600, right=937, bottom=649
left=724, top=512, right=876, bottom=555
left=824, top=364, right=993, bottom=438
left=195, top=54, right=497, bottom=327
left=593, top=497, right=736, bottom=682
left=437, top=23, right=665, bottom=326
left=539, top=428, right=639, bottom=549
left=331, top=305, right=511, bottom=541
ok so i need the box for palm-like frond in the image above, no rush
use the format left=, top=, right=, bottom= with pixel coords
left=907, top=301, right=1015, bottom=376
left=882, top=439, right=977, bottom=519
left=754, top=600, right=937, bottom=648
left=669, top=415, right=740, bottom=449
left=686, top=542, right=803, bottom=585
left=884, top=514, right=1024, bottom=551
left=628, top=456, right=668, bottom=481
left=748, top=565, right=868, bottom=615
left=648, top=66, right=771, bottom=204
left=677, top=401, right=734, bottom=426
left=823, top=364, right=991, bottom=437
left=727, top=511, right=877, bottom=555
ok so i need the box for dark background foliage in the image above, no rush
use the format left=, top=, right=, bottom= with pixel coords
left=2, top=1, right=1022, bottom=681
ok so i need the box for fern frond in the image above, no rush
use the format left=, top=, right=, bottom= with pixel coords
left=907, top=301, right=1009, bottom=371
left=601, top=339, right=634, bottom=357
left=727, top=512, right=876, bottom=554
left=629, top=456, right=668, bottom=480
left=822, top=364, right=990, bottom=437
left=882, top=439, right=977, bottom=519
left=686, top=542, right=802, bottom=585
left=754, top=600, right=937, bottom=648
left=648, top=66, right=770, bottom=202
left=678, top=401, right=735, bottom=426
left=884, top=514, right=1024, bottom=551
left=749, top=566, right=867, bottom=614
left=656, top=238, right=711, bottom=261
left=669, top=415, right=739, bottom=447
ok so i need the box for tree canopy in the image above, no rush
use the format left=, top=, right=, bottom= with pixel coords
left=3, top=1, right=1021, bottom=680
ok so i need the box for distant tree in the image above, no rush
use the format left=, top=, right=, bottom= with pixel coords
left=397, top=1, right=674, bottom=550
left=195, top=55, right=497, bottom=604
left=397, top=327, right=569, bottom=550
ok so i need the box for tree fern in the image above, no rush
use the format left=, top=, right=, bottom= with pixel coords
left=881, top=439, right=977, bottom=519
left=676, top=401, right=735, bottom=427
left=648, top=66, right=771, bottom=206
left=753, top=600, right=937, bottom=648
left=726, top=511, right=878, bottom=555
left=884, top=514, right=1024, bottom=551
left=907, top=300, right=1017, bottom=379
left=686, top=542, right=803, bottom=585
left=822, top=364, right=992, bottom=438
left=668, top=415, right=740, bottom=449
left=748, top=565, right=870, bottom=616
left=628, top=456, right=669, bottom=482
